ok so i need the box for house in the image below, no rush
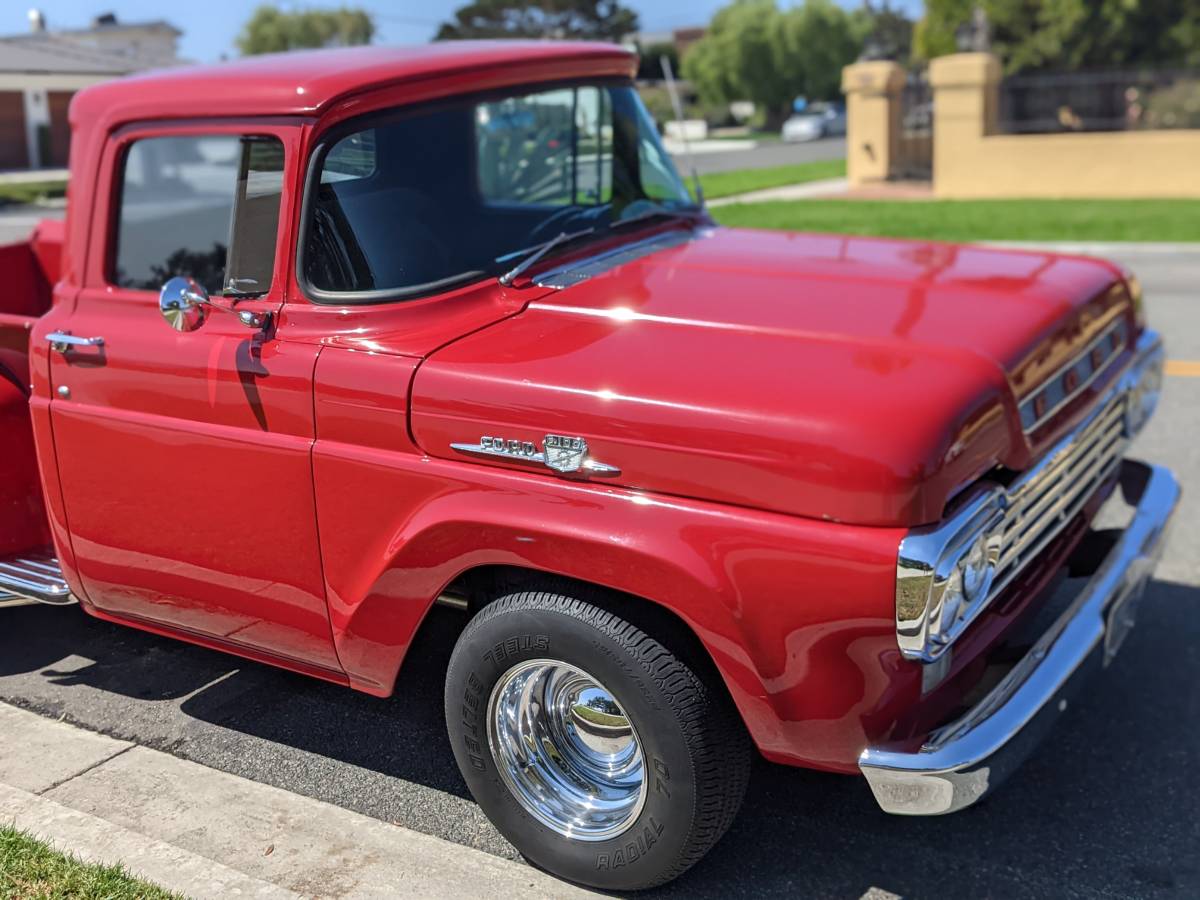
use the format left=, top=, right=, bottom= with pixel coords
left=0, top=10, right=183, bottom=171
left=626, top=26, right=706, bottom=59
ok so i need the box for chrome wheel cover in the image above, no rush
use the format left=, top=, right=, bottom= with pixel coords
left=487, top=658, right=647, bottom=841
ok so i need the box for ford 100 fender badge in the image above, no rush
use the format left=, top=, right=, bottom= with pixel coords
left=451, top=434, right=620, bottom=476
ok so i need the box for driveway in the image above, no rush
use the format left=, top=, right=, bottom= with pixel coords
left=0, top=241, right=1196, bottom=897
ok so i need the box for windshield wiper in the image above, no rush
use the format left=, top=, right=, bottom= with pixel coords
left=497, top=227, right=595, bottom=286
left=609, top=205, right=705, bottom=230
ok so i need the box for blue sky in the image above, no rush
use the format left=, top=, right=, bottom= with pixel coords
left=7, top=1, right=922, bottom=63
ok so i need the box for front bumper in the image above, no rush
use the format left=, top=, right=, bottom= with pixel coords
left=859, top=459, right=1179, bottom=815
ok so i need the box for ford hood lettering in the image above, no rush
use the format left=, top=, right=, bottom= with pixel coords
left=451, top=434, right=620, bottom=477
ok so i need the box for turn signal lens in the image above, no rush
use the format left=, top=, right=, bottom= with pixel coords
left=937, top=568, right=964, bottom=637
left=1123, top=355, right=1161, bottom=434
left=1125, top=347, right=1163, bottom=435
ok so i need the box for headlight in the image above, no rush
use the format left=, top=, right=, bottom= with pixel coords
left=897, top=493, right=1005, bottom=661
left=1124, top=331, right=1164, bottom=436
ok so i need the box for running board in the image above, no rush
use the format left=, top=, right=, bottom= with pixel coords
left=0, top=552, right=75, bottom=606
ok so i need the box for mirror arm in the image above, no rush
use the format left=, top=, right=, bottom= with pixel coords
left=159, top=276, right=271, bottom=333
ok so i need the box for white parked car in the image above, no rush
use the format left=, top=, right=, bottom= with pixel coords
left=781, top=102, right=847, bottom=142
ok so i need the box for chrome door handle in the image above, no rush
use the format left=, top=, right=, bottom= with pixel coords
left=46, top=332, right=105, bottom=352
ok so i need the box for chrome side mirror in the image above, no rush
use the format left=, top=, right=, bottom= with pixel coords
left=159, top=276, right=209, bottom=332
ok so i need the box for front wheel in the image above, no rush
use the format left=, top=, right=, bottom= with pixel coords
left=445, top=588, right=751, bottom=891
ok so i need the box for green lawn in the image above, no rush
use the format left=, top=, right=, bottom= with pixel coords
left=0, top=180, right=67, bottom=207
left=0, top=826, right=181, bottom=899
left=710, top=198, right=1200, bottom=242
left=697, top=160, right=846, bottom=200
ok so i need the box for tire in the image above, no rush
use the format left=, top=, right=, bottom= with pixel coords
left=445, top=586, right=751, bottom=891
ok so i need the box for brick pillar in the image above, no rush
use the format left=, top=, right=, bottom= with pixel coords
left=840, top=60, right=906, bottom=187
left=928, top=53, right=1002, bottom=196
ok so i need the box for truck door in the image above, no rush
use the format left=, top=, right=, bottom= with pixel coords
left=45, top=123, right=341, bottom=672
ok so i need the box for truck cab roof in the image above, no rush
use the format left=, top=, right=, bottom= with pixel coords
left=71, top=40, right=635, bottom=127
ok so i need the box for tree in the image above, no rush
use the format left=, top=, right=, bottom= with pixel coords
left=236, top=5, right=374, bottom=55
left=915, top=0, right=1200, bottom=73
left=912, top=0, right=970, bottom=62
left=856, top=1, right=914, bottom=64
left=436, top=0, right=638, bottom=41
left=682, top=0, right=864, bottom=128
left=781, top=0, right=870, bottom=104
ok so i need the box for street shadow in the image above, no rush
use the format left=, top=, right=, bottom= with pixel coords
left=0, top=603, right=257, bottom=701
left=1, top=580, right=1197, bottom=897
left=178, top=605, right=473, bottom=797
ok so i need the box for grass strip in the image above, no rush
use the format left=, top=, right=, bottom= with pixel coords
left=711, top=198, right=1200, bottom=242
left=0, top=825, right=182, bottom=899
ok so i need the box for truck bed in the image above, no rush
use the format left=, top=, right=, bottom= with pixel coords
left=0, top=220, right=61, bottom=570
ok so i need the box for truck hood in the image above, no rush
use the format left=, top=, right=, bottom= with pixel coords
left=410, top=227, right=1133, bottom=526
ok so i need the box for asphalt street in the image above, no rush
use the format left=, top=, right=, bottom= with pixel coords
left=0, top=211, right=1197, bottom=895
left=685, top=136, right=846, bottom=174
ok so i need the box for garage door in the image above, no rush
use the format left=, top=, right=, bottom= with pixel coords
left=47, top=91, right=74, bottom=168
left=0, top=92, right=29, bottom=170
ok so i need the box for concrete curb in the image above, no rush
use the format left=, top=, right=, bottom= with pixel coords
left=664, top=138, right=757, bottom=155
left=0, top=703, right=599, bottom=899
left=708, top=177, right=849, bottom=207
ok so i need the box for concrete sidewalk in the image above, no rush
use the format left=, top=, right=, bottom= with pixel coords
left=0, top=702, right=597, bottom=899
left=0, top=168, right=68, bottom=185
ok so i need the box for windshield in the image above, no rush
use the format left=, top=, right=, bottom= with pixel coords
left=302, top=82, right=697, bottom=300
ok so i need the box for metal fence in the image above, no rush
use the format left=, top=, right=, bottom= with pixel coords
left=998, top=68, right=1200, bottom=134
left=895, top=69, right=933, bottom=179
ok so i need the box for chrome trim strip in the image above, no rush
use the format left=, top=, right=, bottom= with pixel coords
left=862, top=459, right=1179, bottom=815
left=1019, top=317, right=1126, bottom=433
left=533, top=228, right=700, bottom=290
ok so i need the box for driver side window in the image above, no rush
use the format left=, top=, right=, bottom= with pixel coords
left=112, top=134, right=285, bottom=296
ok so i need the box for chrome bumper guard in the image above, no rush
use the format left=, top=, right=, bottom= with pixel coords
left=860, top=459, right=1180, bottom=815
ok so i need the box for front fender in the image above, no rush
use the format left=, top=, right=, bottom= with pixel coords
left=312, top=443, right=913, bottom=771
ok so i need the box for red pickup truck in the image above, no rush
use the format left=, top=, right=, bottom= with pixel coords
left=0, top=42, right=1178, bottom=890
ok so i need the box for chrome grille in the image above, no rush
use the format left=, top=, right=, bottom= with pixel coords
left=896, top=330, right=1161, bottom=663
left=1019, top=317, right=1127, bottom=433
left=992, top=389, right=1127, bottom=594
